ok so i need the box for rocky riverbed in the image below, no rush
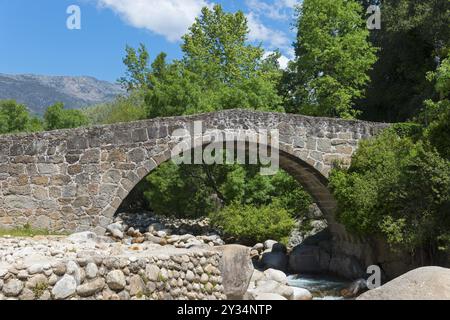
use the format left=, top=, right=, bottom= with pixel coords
left=0, top=211, right=350, bottom=300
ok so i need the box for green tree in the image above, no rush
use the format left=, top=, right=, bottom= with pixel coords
left=0, top=100, right=43, bottom=134
left=283, top=0, right=377, bottom=119
left=423, top=57, right=450, bottom=160
left=143, top=161, right=312, bottom=219
left=103, top=91, right=148, bottom=125
left=118, top=44, right=152, bottom=91
left=145, top=5, right=283, bottom=117
left=44, top=103, right=88, bottom=130
left=359, top=0, right=450, bottom=122
left=143, top=163, right=217, bottom=218
left=182, top=5, right=263, bottom=86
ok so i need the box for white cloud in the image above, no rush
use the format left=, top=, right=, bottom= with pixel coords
left=94, top=0, right=296, bottom=62
left=96, top=0, right=211, bottom=42
left=246, top=0, right=298, bottom=20
left=277, top=54, right=291, bottom=69
left=247, top=13, right=290, bottom=51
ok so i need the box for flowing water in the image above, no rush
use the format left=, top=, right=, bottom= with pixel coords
left=287, top=274, right=352, bottom=300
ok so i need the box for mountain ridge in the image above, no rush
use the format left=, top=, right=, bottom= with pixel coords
left=0, top=73, right=125, bottom=115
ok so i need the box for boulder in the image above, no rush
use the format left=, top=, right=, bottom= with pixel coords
left=263, top=240, right=277, bottom=251
left=260, top=251, right=288, bottom=272
left=19, top=288, right=35, bottom=300
left=263, top=269, right=288, bottom=285
left=85, top=263, right=98, bottom=279
left=250, top=270, right=265, bottom=283
left=272, top=243, right=287, bottom=254
left=52, top=275, right=77, bottom=300
left=289, top=244, right=323, bottom=274
left=292, top=287, right=313, bottom=300
left=252, top=243, right=264, bottom=251
left=145, top=234, right=166, bottom=245
left=3, top=279, right=24, bottom=297
left=252, top=280, right=294, bottom=299
left=328, top=254, right=365, bottom=280
left=76, top=278, right=105, bottom=297
left=358, top=267, right=450, bottom=300
left=214, top=245, right=254, bottom=300
left=66, top=260, right=82, bottom=285
left=110, top=229, right=124, bottom=240
left=129, top=275, right=145, bottom=296
left=106, top=223, right=124, bottom=239
left=26, top=274, right=48, bottom=290
left=145, top=264, right=160, bottom=282
left=106, top=270, right=126, bottom=291
left=107, top=222, right=124, bottom=233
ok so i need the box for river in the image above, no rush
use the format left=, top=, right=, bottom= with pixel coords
left=288, top=274, right=352, bottom=300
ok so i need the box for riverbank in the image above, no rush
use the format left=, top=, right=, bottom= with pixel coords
left=0, top=211, right=361, bottom=300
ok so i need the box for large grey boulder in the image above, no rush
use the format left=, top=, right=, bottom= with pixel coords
left=328, top=254, right=365, bottom=280
left=260, top=251, right=288, bottom=272
left=264, top=269, right=288, bottom=285
left=215, top=245, right=254, bottom=300
left=251, top=280, right=294, bottom=299
left=289, top=244, right=329, bottom=274
left=292, top=287, right=313, bottom=300
left=288, top=230, right=333, bottom=274
left=358, top=267, right=450, bottom=300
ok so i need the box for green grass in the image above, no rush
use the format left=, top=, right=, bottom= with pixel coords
left=0, top=224, right=67, bottom=237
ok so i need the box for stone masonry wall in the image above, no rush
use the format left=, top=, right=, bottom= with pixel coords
left=0, top=109, right=389, bottom=237
left=0, top=239, right=224, bottom=300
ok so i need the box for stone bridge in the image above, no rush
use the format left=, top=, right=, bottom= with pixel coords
left=0, top=109, right=389, bottom=275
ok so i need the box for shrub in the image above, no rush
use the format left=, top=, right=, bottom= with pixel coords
left=426, top=105, right=450, bottom=160
left=329, top=128, right=450, bottom=258
left=209, top=202, right=296, bottom=245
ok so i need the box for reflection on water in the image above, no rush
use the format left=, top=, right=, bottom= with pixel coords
left=287, top=274, right=352, bottom=300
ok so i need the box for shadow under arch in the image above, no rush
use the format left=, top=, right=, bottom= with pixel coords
left=103, top=136, right=347, bottom=240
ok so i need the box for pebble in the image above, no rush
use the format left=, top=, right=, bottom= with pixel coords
left=0, top=212, right=227, bottom=301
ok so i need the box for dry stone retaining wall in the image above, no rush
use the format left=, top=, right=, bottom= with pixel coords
left=0, top=247, right=225, bottom=300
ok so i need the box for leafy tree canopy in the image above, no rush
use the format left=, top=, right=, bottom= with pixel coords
left=283, top=0, right=377, bottom=119
left=44, top=102, right=88, bottom=130
left=0, top=100, right=43, bottom=134
left=359, top=0, right=450, bottom=122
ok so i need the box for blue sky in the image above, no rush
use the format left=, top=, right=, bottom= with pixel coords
left=0, top=0, right=299, bottom=82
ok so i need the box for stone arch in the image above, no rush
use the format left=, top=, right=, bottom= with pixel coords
left=101, top=135, right=344, bottom=240
left=0, top=109, right=388, bottom=239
